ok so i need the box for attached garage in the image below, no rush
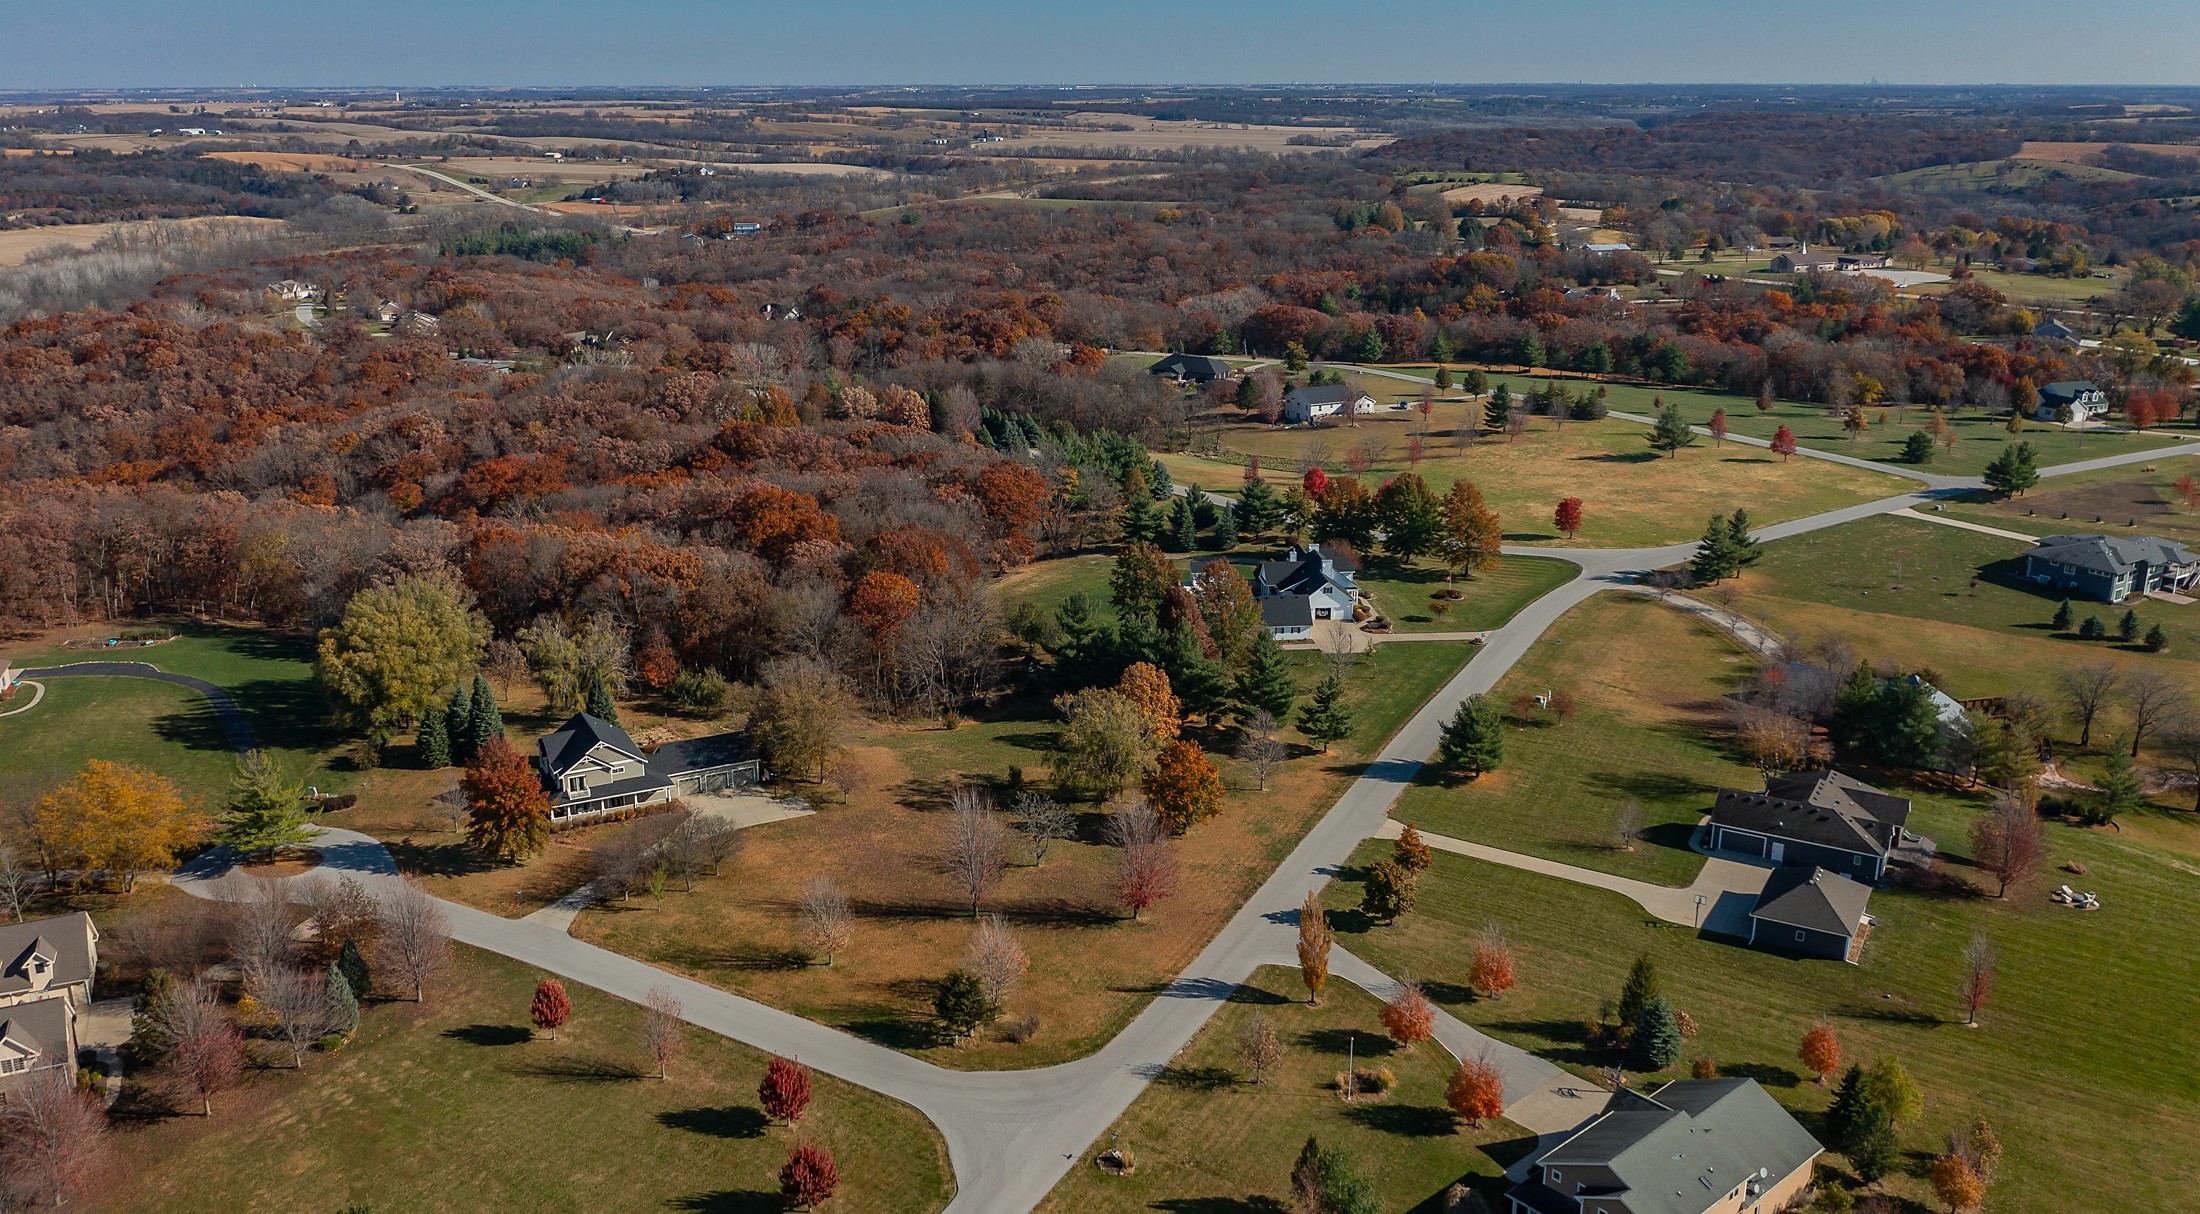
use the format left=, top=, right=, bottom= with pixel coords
left=649, top=733, right=764, bottom=796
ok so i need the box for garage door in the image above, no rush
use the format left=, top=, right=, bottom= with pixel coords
left=1723, top=830, right=1766, bottom=858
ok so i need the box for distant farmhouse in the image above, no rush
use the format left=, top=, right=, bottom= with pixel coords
left=1708, top=770, right=1928, bottom=883
left=1249, top=542, right=1359, bottom=639
left=1770, top=248, right=1894, bottom=274
left=2035, top=380, right=2108, bottom=424
left=2022, top=533, right=2200, bottom=602
left=535, top=713, right=760, bottom=825
left=1280, top=384, right=1375, bottom=425
left=0, top=913, right=99, bottom=1099
left=2030, top=316, right=2079, bottom=346
left=1507, top=1078, right=1822, bottom=1214
left=1147, top=353, right=1234, bottom=386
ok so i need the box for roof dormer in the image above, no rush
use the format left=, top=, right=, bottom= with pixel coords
left=8, top=938, right=56, bottom=991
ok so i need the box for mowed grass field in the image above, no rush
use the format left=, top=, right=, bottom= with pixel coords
left=0, top=622, right=352, bottom=805
left=1716, top=514, right=2200, bottom=696
left=1035, top=968, right=1518, bottom=1214
left=1389, top=593, right=1758, bottom=886
left=1324, top=829, right=2200, bottom=1214
left=105, top=948, right=952, bottom=1214
left=1158, top=402, right=1905, bottom=548
left=1937, top=453, right=2200, bottom=545
left=573, top=641, right=1481, bottom=1070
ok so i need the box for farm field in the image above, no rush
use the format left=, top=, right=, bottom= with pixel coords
left=2017, top=140, right=2200, bottom=164
left=573, top=640, right=1480, bottom=1070
left=1324, top=825, right=2200, bottom=1214
left=1034, top=967, right=1518, bottom=1214
left=0, top=215, right=284, bottom=266
left=106, top=947, right=952, bottom=1214
left=1388, top=592, right=1757, bottom=886
left=1156, top=398, right=1906, bottom=548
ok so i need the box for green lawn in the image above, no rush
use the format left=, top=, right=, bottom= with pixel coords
left=1, top=622, right=351, bottom=805
left=1323, top=825, right=2200, bottom=1214
left=1354, top=371, right=2188, bottom=476
left=1035, top=968, right=1518, bottom=1214
left=1356, top=556, right=1579, bottom=633
left=999, top=554, right=1119, bottom=623
left=1935, top=453, right=2200, bottom=546
left=107, top=947, right=952, bottom=1214
left=1389, top=592, right=1755, bottom=886
left=1719, top=515, right=2200, bottom=697
left=1904, top=266, right=2120, bottom=306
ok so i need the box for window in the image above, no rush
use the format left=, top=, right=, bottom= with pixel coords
left=566, top=776, right=584, bottom=794
left=0, top=1057, right=26, bottom=1075
left=1795, top=929, right=1807, bottom=942
left=1548, top=1169, right=1562, bottom=1184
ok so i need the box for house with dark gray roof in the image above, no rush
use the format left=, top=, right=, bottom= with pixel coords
left=0, top=913, right=100, bottom=1100
left=2035, top=380, right=2107, bottom=424
left=2022, top=533, right=2199, bottom=602
left=535, top=713, right=761, bottom=824
left=2030, top=316, right=2078, bottom=346
left=1258, top=594, right=1315, bottom=641
left=1248, top=543, right=1358, bottom=637
left=1747, top=866, right=1873, bottom=962
left=1147, top=353, right=1233, bottom=386
left=1507, top=1078, right=1821, bottom=1214
left=1280, top=384, right=1374, bottom=425
left=1707, top=771, right=1921, bottom=883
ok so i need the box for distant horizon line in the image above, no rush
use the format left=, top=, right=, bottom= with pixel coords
left=8, top=81, right=2200, bottom=95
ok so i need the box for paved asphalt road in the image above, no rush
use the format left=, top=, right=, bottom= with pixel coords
left=144, top=428, right=2200, bottom=1214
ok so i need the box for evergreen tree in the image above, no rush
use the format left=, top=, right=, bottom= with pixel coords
left=1436, top=694, right=1505, bottom=777
left=2079, top=615, right=2107, bottom=640
left=446, top=682, right=475, bottom=762
left=1376, top=473, right=1445, bottom=565
left=1146, top=459, right=1174, bottom=500
left=1119, top=472, right=1163, bottom=544
left=1824, top=1064, right=1868, bottom=1146
left=126, top=968, right=177, bottom=1068
left=1629, top=995, right=1684, bottom=1071
left=466, top=674, right=503, bottom=754
left=1048, top=593, right=1115, bottom=691
left=1488, top=382, right=1512, bottom=422
left=218, top=750, right=315, bottom=858
left=2145, top=622, right=2170, bottom=652
left=585, top=675, right=618, bottom=722
left=1161, top=625, right=1233, bottom=725
left=1355, top=326, right=1386, bottom=363
left=1690, top=514, right=1738, bottom=584
left=1234, top=375, right=1261, bottom=411
left=1434, top=364, right=1454, bottom=390
left=2052, top=599, right=2074, bottom=631
left=2089, top=750, right=2143, bottom=824
left=1982, top=441, right=2039, bottom=496
left=1237, top=477, right=1282, bottom=534
left=416, top=699, right=451, bottom=768
left=1833, top=675, right=1942, bottom=768
left=1430, top=328, right=1456, bottom=365
left=1616, top=955, right=1661, bottom=1031
left=2118, top=610, right=2141, bottom=643
left=1726, top=508, right=1760, bottom=571
left=1848, top=1111, right=1900, bottom=1184
left=1296, top=673, right=1354, bottom=753
left=1647, top=402, right=1697, bottom=456
left=327, top=963, right=360, bottom=1035
left=1162, top=495, right=1198, bottom=554
left=1234, top=632, right=1300, bottom=720
left=1210, top=502, right=1238, bottom=550
left=337, top=937, right=372, bottom=1000
left=933, top=969, right=997, bottom=1041
left=1901, top=430, right=1936, bottom=464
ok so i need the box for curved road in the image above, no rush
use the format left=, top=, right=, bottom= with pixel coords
left=133, top=431, right=2200, bottom=1214
left=22, top=661, right=258, bottom=754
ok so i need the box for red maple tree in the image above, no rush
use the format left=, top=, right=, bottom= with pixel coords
left=1445, top=1055, right=1506, bottom=1128
left=1553, top=497, right=1585, bottom=539
left=759, top=1055, right=814, bottom=1125
left=1380, top=981, right=1437, bottom=1045
left=781, top=1142, right=840, bottom=1210
left=530, top=979, right=572, bottom=1041
left=1770, top=426, right=1798, bottom=462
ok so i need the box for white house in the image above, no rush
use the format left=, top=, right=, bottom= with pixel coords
left=1249, top=543, right=1360, bottom=637
left=1280, top=384, right=1374, bottom=425
left=2036, top=380, right=2108, bottom=424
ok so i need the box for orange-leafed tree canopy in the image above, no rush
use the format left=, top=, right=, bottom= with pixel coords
left=464, top=735, right=551, bottom=861
left=1798, top=1022, right=1841, bottom=1083
left=530, top=979, right=572, bottom=1040
left=32, top=759, right=203, bottom=892
left=1143, top=739, right=1224, bottom=834
left=1380, top=981, right=1436, bottom=1046
left=1116, top=661, right=1183, bottom=744
left=1446, top=1056, right=1506, bottom=1129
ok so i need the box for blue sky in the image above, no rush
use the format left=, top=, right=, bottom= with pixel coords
left=7, top=1, right=2198, bottom=89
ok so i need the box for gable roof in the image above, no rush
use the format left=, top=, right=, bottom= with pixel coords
left=2032, top=317, right=2076, bottom=340
left=0, top=914, right=95, bottom=998
left=1148, top=353, right=1232, bottom=380
left=2028, top=533, right=2198, bottom=577
left=0, top=998, right=72, bottom=1075
left=649, top=731, right=752, bottom=777
left=1537, top=1079, right=1822, bottom=1214
left=1750, top=866, right=1872, bottom=937
left=2040, top=380, right=2100, bottom=400
left=1259, top=595, right=1315, bottom=628
left=1283, top=384, right=1368, bottom=407
left=1709, top=771, right=1910, bottom=858
left=538, top=712, right=649, bottom=777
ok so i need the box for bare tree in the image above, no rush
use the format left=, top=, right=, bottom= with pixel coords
left=441, top=792, right=471, bottom=836
left=661, top=809, right=743, bottom=892
left=1969, top=792, right=2046, bottom=898
left=940, top=786, right=1006, bottom=916
left=1959, top=931, right=1995, bottom=1027
left=259, top=965, right=335, bottom=1068
left=798, top=877, right=854, bottom=965
left=297, top=873, right=378, bottom=959
left=965, top=914, right=1029, bottom=1006
left=1612, top=799, right=1643, bottom=851
left=376, top=880, right=451, bottom=1001
left=155, top=975, right=245, bottom=1115
left=591, top=811, right=686, bottom=901
left=1316, top=624, right=1370, bottom=677
left=228, top=879, right=298, bottom=991
left=0, top=842, right=34, bottom=922
left=1104, top=799, right=1178, bottom=920
left=1236, top=710, right=1287, bottom=792
left=1012, top=790, right=1076, bottom=866
left=643, top=985, right=685, bottom=1079
left=0, top=1070, right=109, bottom=1209
left=2056, top=661, right=2122, bottom=748
left=2123, top=669, right=2190, bottom=758
left=2158, top=723, right=2200, bottom=813
left=1235, top=1012, right=1283, bottom=1084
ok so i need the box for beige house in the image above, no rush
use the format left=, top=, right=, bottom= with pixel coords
left=0, top=913, right=99, bottom=1098
left=1508, top=1079, right=1820, bottom=1214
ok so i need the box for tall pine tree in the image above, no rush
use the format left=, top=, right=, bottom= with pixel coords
left=1210, top=501, right=1238, bottom=550
left=416, top=700, right=451, bottom=769
left=1237, top=477, right=1282, bottom=534
left=1690, top=514, right=1738, bottom=584
left=585, top=675, right=618, bottom=722
left=1234, top=632, right=1299, bottom=720
left=1296, top=673, right=1353, bottom=753
left=1161, top=625, right=1233, bottom=726
left=1163, top=495, right=1198, bottom=553
left=1436, top=694, right=1505, bottom=777
left=466, top=674, right=503, bottom=753
left=446, top=682, right=474, bottom=762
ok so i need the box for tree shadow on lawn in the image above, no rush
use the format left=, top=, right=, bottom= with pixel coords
left=1421, top=979, right=1479, bottom=1008
left=1343, top=1100, right=1458, bottom=1138
left=669, top=1190, right=781, bottom=1214
left=657, top=1105, right=768, bottom=1139
left=650, top=939, right=812, bottom=973
left=150, top=699, right=235, bottom=755
left=1583, top=770, right=1717, bottom=806
left=1721, top=1061, right=1803, bottom=1089
left=518, top=1053, right=647, bottom=1083
left=226, top=674, right=345, bottom=755
left=443, top=1023, right=531, bottom=1047
left=840, top=1013, right=939, bottom=1053
left=1502, top=531, right=1560, bottom=543
left=1575, top=450, right=1664, bottom=464
left=1483, top=1020, right=1607, bottom=1068
left=1152, top=1199, right=1288, bottom=1214
left=384, top=839, right=506, bottom=880
left=1303, top=1028, right=1397, bottom=1059
left=1158, top=1063, right=1239, bottom=1092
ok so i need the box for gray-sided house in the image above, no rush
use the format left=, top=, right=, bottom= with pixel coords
left=535, top=712, right=761, bottom=825
left=1147, top=353, right=1233, bottom=386
left=1746, top=866, right=1873, bottom=962
left=1250, top=542, right=1359, bottom=637
left=1707, top=770, right=1922, bottom=883
left=2022, top=533, right=2200, bottom=602
left=0, top=913, right=99, bottom=1098
left=1506, top=1078, right=1821, bottom=1214
left=1280, top=384, right=1375, bottom=425
left=2030, top=316, right=2078, bottom=346
left=2035, top=380, right=2107, bottom=424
